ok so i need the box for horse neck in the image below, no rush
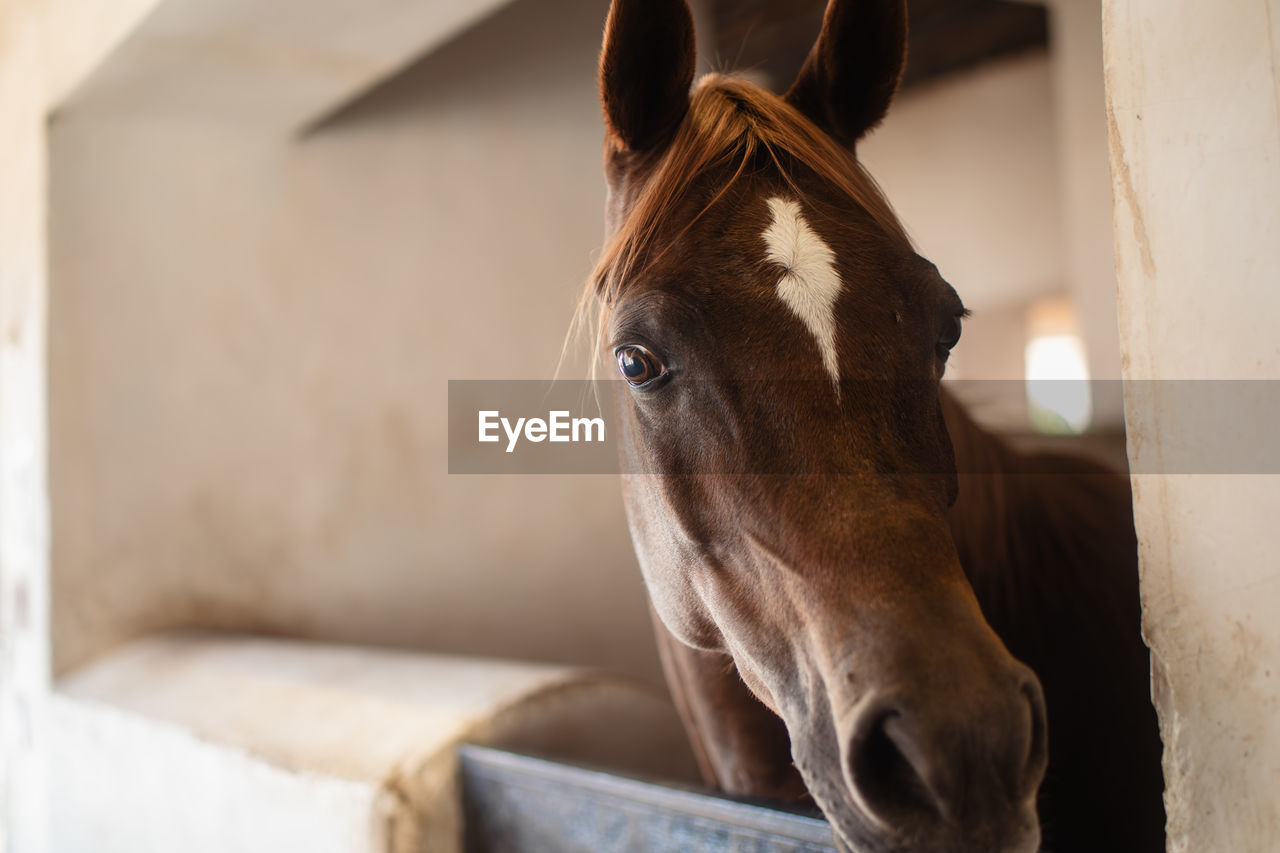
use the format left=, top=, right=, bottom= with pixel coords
left=939, top=389, right=1141, bottom=641
left=939, top=390, right=1028, bottom=595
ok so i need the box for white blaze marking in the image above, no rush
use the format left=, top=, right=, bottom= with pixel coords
left=762, top=197, right=842, bottom=389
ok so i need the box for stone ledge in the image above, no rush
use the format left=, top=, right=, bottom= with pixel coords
left=50, top=631, right=698, bottom=853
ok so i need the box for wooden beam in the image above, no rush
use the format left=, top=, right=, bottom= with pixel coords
left=709, top=0, right=1048, bottom=90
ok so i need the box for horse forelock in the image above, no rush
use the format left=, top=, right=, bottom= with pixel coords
left=576, top=74, right=911, bottom=372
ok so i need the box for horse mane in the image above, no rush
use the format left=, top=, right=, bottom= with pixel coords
left=576, top=74, right=911, bottom=365
left=941, top=391, right=1143, bottom=671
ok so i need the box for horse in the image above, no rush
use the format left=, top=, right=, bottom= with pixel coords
left=586, top=1, right=1165, bottom=851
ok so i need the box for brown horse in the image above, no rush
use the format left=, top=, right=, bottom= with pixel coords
left=589, top=1, right=1164, bottom=851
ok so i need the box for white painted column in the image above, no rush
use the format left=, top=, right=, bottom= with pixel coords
left=1, top=5, right=54, bottom=849
left=1105, top=1, right=1280, bottom=850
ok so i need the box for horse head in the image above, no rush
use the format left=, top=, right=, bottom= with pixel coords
left=593, top=2, right=1049, bottom=851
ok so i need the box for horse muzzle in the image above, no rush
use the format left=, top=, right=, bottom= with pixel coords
left=802, top=649, right=1047, bottom=853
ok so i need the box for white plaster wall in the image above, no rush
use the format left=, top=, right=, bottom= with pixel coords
left=3, top=2, right=166, bottom=848
left=860, top=52, right=1063, bottom=314
left=48, top=632, right=697, bottom=853
left=52, top=704, right=380, bottom=853
left=0, top=11, right=51, bottom=849
left=1106, top=0, right=1280, bottom=849
left=48, top=0, right=661, bottom=679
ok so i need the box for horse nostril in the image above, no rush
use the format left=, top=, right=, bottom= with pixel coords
left=841, top=674, right=1048, bottom=838
left=844, top=706, right=943, bottom=827
left=1018, top=668, right=1050, bottom=799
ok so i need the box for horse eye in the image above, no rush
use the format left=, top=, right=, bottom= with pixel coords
left=616, top=345, right=666, bottom=387
left=937, top=315, right=963, bottom=360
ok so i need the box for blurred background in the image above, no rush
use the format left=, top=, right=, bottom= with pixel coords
left=8, top=0, right=1278, bottom=851
left=45, top=0, right=1120, bottom=684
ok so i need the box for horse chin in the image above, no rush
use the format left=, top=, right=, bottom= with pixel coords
left=819, top=785, right=1042, bottom=853
left=828, top=821, right=1042, bottom=853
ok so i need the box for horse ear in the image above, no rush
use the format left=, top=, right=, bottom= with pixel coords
left=599, top=0, right=697, bottom=153
left=785, top=0, right=908, bottom=146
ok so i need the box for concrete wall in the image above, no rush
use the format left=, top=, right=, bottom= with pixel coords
left=48, top=0, right=661, bottom=679
left=1106, top=0, right=1280, bottom=849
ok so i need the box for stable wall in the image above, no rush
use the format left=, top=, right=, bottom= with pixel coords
left=48, top=0, right=659, bottom=679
